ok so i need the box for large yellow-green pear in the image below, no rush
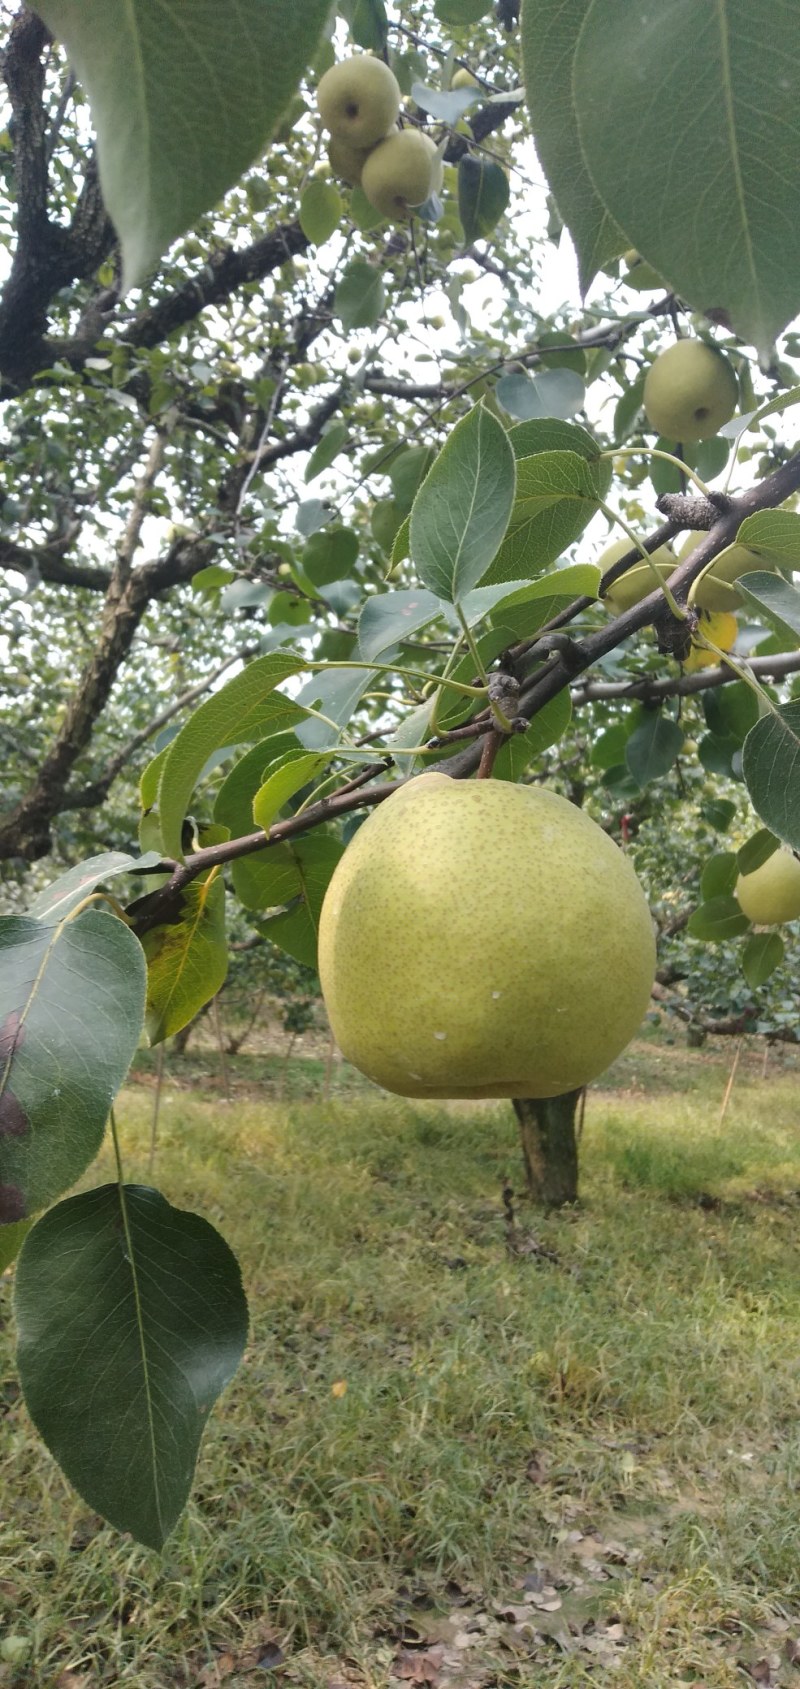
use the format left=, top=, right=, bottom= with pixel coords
left=643, top=340, right=738, bottom=442
left=677, top=531, right=775, bottom=612
left=600, top=538, right=677, bottom=614
left=318, top=775, right=656, bottom=1100
left=361, top=129, right=442, bottom=219
left=317, top=56, right=401, bottom=149
left=735, top=847, right=800, bottom=925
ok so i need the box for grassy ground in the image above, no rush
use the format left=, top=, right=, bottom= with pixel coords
left=2, top=1037, right=800, bottom=1687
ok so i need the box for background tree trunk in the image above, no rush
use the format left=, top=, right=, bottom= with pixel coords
left=512, top=1090, right=582, bottom=1206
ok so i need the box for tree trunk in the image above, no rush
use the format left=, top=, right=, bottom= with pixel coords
left=512, top=1090, right=582, bottom=1207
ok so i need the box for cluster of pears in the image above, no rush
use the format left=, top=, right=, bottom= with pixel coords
left=643, top=338, right=738, bottom=442
left=735, top=847, right=800, bottom=926
left=318, top=774, right=656, bottom=1100
left=599, top=537, right=739, bottom=668
left=317, top=55, right=443, bottom=220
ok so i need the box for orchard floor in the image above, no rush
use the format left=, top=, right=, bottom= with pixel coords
left=2, top=1035, right=800, bottom=1688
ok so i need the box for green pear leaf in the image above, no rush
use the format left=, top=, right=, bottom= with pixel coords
left=305, top=422, right=349, bottom=483
left=34, top=0, right=329, bottom=289
left=625, top=711, right=684, bottom=788
left=0, top=911, right=145, bottom=1222
left=335, top=260, right=386, bottom=331
left=457, top=156, right=510, bottom=244
left=700, top=852, right=738, bottom=901
left=737, top=829, right=779, bottom=875
left=742, top=702, right=800, bottom=850
left=483, top=449, right=606, bottom=585
left=14, top=1185, right=248, bottom=1550
left=299, top=179, right=343, bottom=245
left=520, top=0, right=626, bottom=290
left=247, top=835, right=344, bottom=966
left=358, top=589, right=442, bottom=660
left=26, top=851, right=158, bottom=923
left=409, top=404, right=517, bottom=603
left=157, top=653, right=307, bottom=860
left=572, top=0, right=800, bottom=351
left=736, top=572, right=800, bottom=647
left=741, top=930, right=785, bottom=987
left=302, top=527, right=359, bottom=587
left=142, top=872, right=228, bottom=1045
left=688, top=897, right=751, bottom=941
left=252, top=752, right=331, bottom=833
left=495, top=368, right=586, bottom=422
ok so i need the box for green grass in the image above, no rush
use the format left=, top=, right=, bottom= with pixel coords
left=2, top=1040, right=800, bottom=1686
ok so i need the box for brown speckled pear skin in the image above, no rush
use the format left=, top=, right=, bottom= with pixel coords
left=317, top=775, right=656, bottom=1099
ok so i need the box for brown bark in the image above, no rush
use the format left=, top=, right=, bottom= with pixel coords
left=512, top=1091, right=582, bottom=1207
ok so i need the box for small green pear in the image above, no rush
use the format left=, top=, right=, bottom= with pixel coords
left=327, top=135, right=374, bottom=186
left=677, top=531, right=774, bottom=613
left=361, top=129, right=442, bottom=219
left=735, top=847, right=800, bottom=925
left=622, top=250, right=666, bottom=291
left=318, top=775, right=656, bottom=1099
left=599, top=538, right=677, bottom=614
left=643, top=339, right=738, bottom=442
left=451, top=67, right=479, bottom=88
left=317, top=55, right=401, bottom=149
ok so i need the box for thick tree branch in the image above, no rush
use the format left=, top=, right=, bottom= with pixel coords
left=0, top=530, right=216, bottom=859
left=571, top=649, right=800, bottom=705
left=120, top=221, right=310, bottom=354
left=60, top=643, right=259, bottom=812
left=0, top=9, right=114, bottom=392
left=0, top=534, right=109, bottom=591
left=126, top=446, right=800, bottom=928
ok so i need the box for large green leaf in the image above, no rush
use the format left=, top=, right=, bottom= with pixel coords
left=688, top=896, right=752, bottom=940
left=299, top=179, right=342, bottom=245
left=736, top=572, right=800, bottom=647
left=625, top=710, right=684, bottom=788
left=572, top=0, right=800, bottom=351
left=736, top=509, right=800, bottom=563
left=495, top=368, right=585, bottom=422
left=700, top=852, right=738, bottom=901
left=507, top=418, right=603, bottom=461
left=302, top=527, right=359, bottom=588
left=493, top=690, right=573, bottom=780
left=252, top=751, right=331, bottom=832
left=305, top=422, right=349, bottom=483
left=520, top=0, right=625, bottom=290
left=35, top=0, right=329, bottom=290
left=358, top=588, right=442, bottom=660
left=457, top=156, right=510, bottom=244
left=26, top=851, right=158, bottom=923
left=294, top=666, right=378, bottom=750
left=247, top=835, right=344, bottom=966
left=742, top=702, right=800, bottom=850
left=482, top=449, right=605, bottom=585
left=0, top=912, right=145, bottom=1222
left=703, top=680, right=760, bottom=744
left=742, top=930, right=785, bottom=987
left=409, top=405, right=516, bottom=604
left=15, top=1185, right=248, bottom=1549
left=158, top=653, right=307, bottom=860
left=142, top=872, right=228, bottom=1045
left=335, top=259, right=386, bottom=331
